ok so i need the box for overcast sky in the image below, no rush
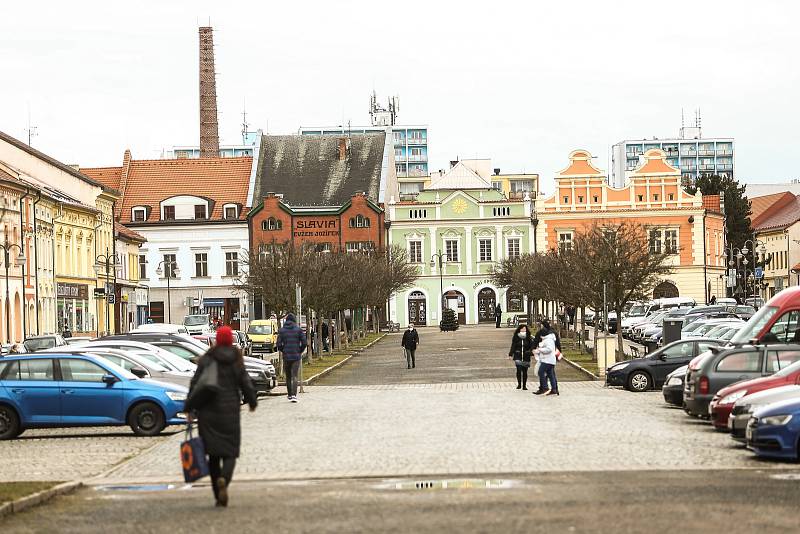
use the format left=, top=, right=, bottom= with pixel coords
left=2, top=0, right=798, bottom=193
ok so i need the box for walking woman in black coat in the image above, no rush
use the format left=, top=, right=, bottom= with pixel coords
left=508, top=324, right=534, bottom=389
left=186, top=326, right=258, bottom=507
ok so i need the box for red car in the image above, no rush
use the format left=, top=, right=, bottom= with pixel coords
left=709, top=355, right=800, bottom=429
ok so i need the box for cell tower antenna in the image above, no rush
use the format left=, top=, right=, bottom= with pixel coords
left=241, top=99, right=249, bottom=145
left=25, top=105, right=37, bottom=146
left=681, top=108, right=684, bottom=128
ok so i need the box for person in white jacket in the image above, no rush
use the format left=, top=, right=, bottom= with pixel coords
left=533, top=319, right=559, bottom=396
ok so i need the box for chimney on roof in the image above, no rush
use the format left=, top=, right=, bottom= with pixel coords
left=199, top=26, right=220, bottom=158
left=116, top=149, right=133, bottom=219
left=449, top=160, right=458, bottom=168
left=338, top=137, right=349, bottom=161
left=493, top=168, right=500, bottom=175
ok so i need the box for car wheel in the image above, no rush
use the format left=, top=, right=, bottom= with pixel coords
left=627, top=371, right=651, bottom=392
left=0, top=405, right=22, bottom=440
left=128, top=402, right=165, bottom=437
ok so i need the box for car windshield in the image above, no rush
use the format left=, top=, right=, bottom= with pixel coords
left=184, top=316, right=209, bottom=326
left=248, top=325, right=273, bottom=335
left=628, top=305, right=646, bottom=316
left=23, top=338, right=55, bottom=351
left=730, top=306, right=779, bottom=344
left=88, top=356, right=138, bottom=380
left=683, top=321, right=708, bottom=333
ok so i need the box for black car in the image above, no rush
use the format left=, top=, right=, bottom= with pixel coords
left=662, top=365, right=688, bottom=406
left=606, top=338, right=722, bottom=392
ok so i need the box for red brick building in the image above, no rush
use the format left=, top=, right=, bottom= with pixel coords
left=248, top=192, right=385, bottom=253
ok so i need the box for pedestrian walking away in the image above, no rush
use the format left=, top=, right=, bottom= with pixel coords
left=321, top=321, right=330, bottom=352
left=508, top=324, right=534, bottom=389
left=401, top=324, right=419, bottom=369
left=532, top=319, right=560, bottom=396
left=495, top=303, right=502, bottom=328
left=277, top=313, right=307, bottom=402
left=185, top=326, right=258, bottom=508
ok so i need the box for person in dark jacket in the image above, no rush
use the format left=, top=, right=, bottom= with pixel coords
left=186, top=326, right=257, bottom=508
left=277, top=313, right=307, bottom=402
left=401, top=324, right=419, bottom=369
left=495, top=304, right=502, bottom=328
left=508, top=324, right=534, bottom=389
left=321, top=321, right=330, bottom=352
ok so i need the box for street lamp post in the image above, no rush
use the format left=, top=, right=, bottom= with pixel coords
left=430, top=250, right=447, bottom=312
left=94, top=247, right=122, bottom=336
left=155, top=259, right=180, bottom=324
left=0, top=241, right=26, bottom=344
left=725, top=239, right=768, bottom=302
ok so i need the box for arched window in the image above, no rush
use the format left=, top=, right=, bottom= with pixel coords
left=351, top=214, right=370, bottom=228
left=349, top=217, right=356, bottom=228
left=261, top=220, right=268, bottom=231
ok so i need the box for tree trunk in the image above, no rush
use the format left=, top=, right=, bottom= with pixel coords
left=341, top=310, right=349, bottom=349
left=526, top=296, right=532, bottom=326
left=580, top=305, right=587, bottom=353
left=592, top=321, right=599, bottom=363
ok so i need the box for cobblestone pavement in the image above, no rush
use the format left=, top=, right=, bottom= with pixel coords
left=316, top=324, right=589, bottom=385
left=0, top=427, right=181, bottom=482
left=99, top=380, right=796, bottom=484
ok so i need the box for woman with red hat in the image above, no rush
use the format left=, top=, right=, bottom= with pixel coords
left=186, top=325, right=258, bottom=507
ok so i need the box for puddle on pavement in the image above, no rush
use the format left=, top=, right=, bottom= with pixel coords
left=377, top=478, right=522, bottom=491
left=95, top=484, right=180, bottom=492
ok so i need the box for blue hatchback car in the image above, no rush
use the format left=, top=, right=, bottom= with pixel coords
left=746, top=397, right=800, bottom=461
left=0, top=353, right=188, bottom=440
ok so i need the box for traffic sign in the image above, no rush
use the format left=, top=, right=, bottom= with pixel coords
left=107, top=294, right=116, bottom=304
left=93, top=287, right=106, bottom=297
left=755, top=267, right=764, bottom=280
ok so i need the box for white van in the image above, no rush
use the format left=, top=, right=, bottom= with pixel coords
left=130, top=323, right=189, bottom=335
left=620, top=297, right=696, bottom=335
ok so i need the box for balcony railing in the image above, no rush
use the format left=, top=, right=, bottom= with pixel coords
left=408, top=154, right=427, bottom=162
left=395, top=154, right=407, bottom=161
left=718, top=164, right=733, bottom=171
left=508, top=191, right=536, bottom=200
left=680, top=151, right=697, bottom=157
left=699, top=164, right=715, bottom=171
left=407, top=137, right=427, bottom=145
left=698, top=149, right=715, bottom=156
left=717, top=150, right=733, bottom=156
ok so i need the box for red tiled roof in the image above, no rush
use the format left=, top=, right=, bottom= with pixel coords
left=749, top=192, right=793, bottom=226
left=753, top=195, right=800, bottom=231
left=115, top=221, right=146, bottom=243
left=81, top=167, right=122, bottom=191
left=84, top=156, right=253, bottom=224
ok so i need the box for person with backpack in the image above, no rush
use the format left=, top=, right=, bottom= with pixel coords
left=401, top=324, right=419, bottom=369
left=508, top=324, right=534, bottom=389
left=185, top=326, right=257, bottom=507
left=277, top=313, right=307, bottom=402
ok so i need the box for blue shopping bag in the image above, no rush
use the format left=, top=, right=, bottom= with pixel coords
left=180, top=424, right=209, bottom=483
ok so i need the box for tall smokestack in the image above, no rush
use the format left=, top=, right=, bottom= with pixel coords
left=199, top=26, right=220, bottom=158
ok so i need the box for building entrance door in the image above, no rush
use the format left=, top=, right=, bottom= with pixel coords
left=443, top=290, right=466, bottom=324
left=407, top=291, right=427, bottom=326
left=477, top=287, right=497, bottom=323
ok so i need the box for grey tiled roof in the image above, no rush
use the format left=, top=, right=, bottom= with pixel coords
left=253, top=133, right=385, bottom=206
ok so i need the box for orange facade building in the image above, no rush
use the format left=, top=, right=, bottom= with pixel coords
left=537, top=149, right=726, bottom=303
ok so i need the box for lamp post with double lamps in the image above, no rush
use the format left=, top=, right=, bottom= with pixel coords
left=155, top=259, right=180, bottom=324
left=94, top=248, right=122, bottom=336
left=0, top=241, right=26, bottom=343
left=430, top=250, right=447, bottom=312
left=725, top=240, right=768, bottom=302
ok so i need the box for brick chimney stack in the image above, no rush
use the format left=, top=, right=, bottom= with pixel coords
left=199, top=26, right=220, bottom=158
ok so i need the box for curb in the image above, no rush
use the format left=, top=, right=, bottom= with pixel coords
left=562, top=357, right=601, bottom=380
left=303, top=354, right=355, bottom=385
left=0, top=481, right=82, bottom=520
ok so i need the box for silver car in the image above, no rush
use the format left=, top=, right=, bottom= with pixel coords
left=728, top=384, right=800, bottom=441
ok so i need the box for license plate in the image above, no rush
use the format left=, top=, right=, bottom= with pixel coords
left=746, top=425, right=753, bottom=442
left=727, top=417, right=733, bottom=430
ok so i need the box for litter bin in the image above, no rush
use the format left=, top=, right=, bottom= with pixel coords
left=663, top=318, right=683, bottom=346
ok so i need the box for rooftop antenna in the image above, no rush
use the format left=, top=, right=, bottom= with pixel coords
left=241, top=99, right=249, bottom=145
left=681, top=108, right=685, bottom=128
left=696, top=108, right=702, bottom=137
left=25, top=104, right=37, bottom=146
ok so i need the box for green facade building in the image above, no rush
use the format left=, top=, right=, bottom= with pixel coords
left=387, top=162, right=534, bottom=326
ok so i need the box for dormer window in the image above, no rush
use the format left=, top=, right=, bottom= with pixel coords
left=194, top=205, right=207, bottom=220
left=132, top=207, right=146, bottom=222
left=223, top=204, right=238, bottom=219
left=163, top=206, right=175, bottom=220
left=261, top=217, right=282, bottom=231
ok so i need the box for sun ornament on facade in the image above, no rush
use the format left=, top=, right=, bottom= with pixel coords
left=451, top=198, right=468, bottom=215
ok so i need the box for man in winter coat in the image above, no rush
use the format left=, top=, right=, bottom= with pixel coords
left=186, top=326, right=257, bottom=507
left=495, top=304, right=502, bottom=328
left=277, top=313, right=307, bottom=402
left=321, top=321, right=330, bottom=352
left=401, top=324, right=419, bottom=369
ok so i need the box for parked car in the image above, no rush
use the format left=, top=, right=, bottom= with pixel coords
left=746, top=397, right=800, bottom=460
left=684, top=344, right=800, bottom=417
left=606, top=339, right=721, bottom=392
left=709, top=351, right=800, bottom=429
left=728, top=305, right=756, bottom=320
left=728, top=287, right=800, bottom=346
left=22, top=335, right=68, bottom=352
left=235, top=331, right=250, bottom=355
left=183, top=314, right=213, bottom=335
left=46, top=347, right=193, bottom=388
left=745, top=296, right=766, bottom=309
left=77, top=340, right=197, bottom=374
left=729, top=385, right=800, bottom=441
left=681, top=306, right=728, bottom=327
left=685, top=319, right=743, bottom=340
left=247, top=319, right=279, bottom=356
left=64, top=336, right=95, bottom=345
left=0, top=353, right=187, bottom=440
left=130, top=323, right=189, bottom=335
left=662, top=364, right=689, bottom=406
